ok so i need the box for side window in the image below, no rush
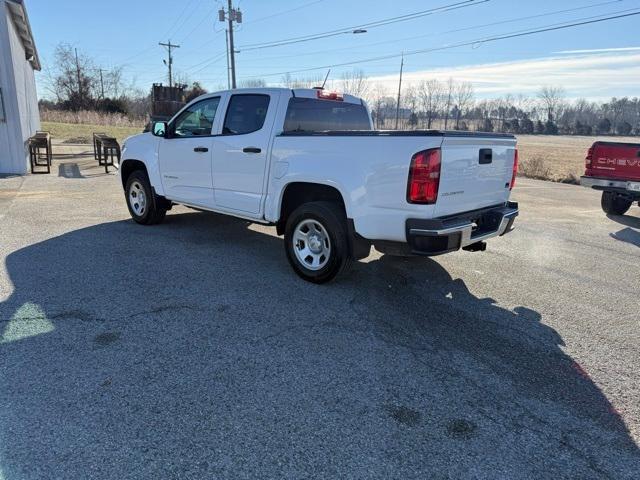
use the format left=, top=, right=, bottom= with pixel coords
left=223, top=94, right=270, bottom=135
left=172, top=97, right=220, bottom=138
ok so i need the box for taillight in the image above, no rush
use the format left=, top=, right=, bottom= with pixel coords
left=585, top=146, right=594, bottom=175
left=407, top=148, right=441, bottom=204
left=316, top=90, right=343, bottom=101
left=510, top=149, right=519, bottom=190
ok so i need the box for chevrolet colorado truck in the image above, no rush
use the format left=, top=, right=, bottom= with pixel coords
left=581, top=141, right=640, bottom=215
left=119, top=88, right=519, bottom=283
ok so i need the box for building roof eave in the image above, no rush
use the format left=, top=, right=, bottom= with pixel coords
left=5, top=0, right=41, bottom=71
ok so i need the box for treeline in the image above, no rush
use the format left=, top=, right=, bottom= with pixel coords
left=360, top=79, right=639, bottom=136
left=39, top=44, right=639, bottom=137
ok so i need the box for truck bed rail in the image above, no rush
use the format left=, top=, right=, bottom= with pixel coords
left=279, top=130, right=516, bottom=139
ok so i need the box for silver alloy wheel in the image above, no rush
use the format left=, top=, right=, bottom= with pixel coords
left=128, top=181, right=147, bottom=217
left=292, top=219, right=331, bottom=271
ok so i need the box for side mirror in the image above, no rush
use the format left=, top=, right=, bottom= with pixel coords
left=152, top=121, right=168, bottom=138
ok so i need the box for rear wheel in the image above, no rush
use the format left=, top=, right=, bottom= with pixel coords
left=125, top=170, right=167, bottom=225
left=284, top=201, right=352, bottom=283
left=601, top=191, right=632, bottom=216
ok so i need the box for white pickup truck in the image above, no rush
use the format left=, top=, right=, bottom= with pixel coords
left=119, top=87, right=519, bottom=283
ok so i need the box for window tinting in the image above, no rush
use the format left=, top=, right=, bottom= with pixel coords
left=223, top=95, right=270, bottom=135
left=284, top=98, right=371, bottom=132
left=173, top=97, right=220, bottom=137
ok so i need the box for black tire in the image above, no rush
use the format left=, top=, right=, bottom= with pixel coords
left=284, top=201, right=352, bottom=284
left=124, top=170, right=167, bottom=225
left=601, top=191, right=632, bottom=216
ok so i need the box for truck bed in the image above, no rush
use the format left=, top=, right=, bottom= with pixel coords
left=270, top=130, right=517, bottom=241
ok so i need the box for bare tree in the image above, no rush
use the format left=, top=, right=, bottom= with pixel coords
left=240, top=78, right=267, bottom=88
left=47, top=43, right=97, bottom=109
left=538, top=86, right=565, bottom=122
left=443, top=78, right=456, bottom=129
left=281, top=73, right=295, bottom=89
left=454, top=81, right=474, bottom=129
left=340, top=69, right=369, bottom=98
left=281, top=73, right=325, bottom=89
left=99, top=66, right=126, bottom=98
left=403, top=85, right=419, bottom=129
left=368, top=83, right=389, bottom=129
left=417, top=79, right=444, bottom=129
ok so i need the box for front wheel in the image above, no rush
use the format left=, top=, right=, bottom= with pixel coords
left=284, top=201, right=352, bottom=283
left=125, top=170, right=167, bottom=225
left=601, top=191, right=632, bottom=216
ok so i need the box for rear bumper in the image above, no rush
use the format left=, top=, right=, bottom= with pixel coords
left=581, top=176, right=640, bottom=194
left=404, top=202, right=519, bottom=256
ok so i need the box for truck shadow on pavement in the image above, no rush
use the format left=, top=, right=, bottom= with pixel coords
left=607, top=213, right=640, bottom=248
left=610, top=228, right=640, bottom=248
left=1, top=211, right=638, bottom=479
left=608, top=212, right=640, bottom=228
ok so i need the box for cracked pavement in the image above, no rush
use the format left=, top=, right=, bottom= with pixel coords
left=0, top=153, right=639, bottom=479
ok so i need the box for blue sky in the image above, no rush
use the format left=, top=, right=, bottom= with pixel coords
left=27, top=0, right=640, bottom=99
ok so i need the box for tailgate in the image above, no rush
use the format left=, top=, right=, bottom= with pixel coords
left=591, top=142, right=640, bottom=181
left=434, top=136, right=517, bottom=217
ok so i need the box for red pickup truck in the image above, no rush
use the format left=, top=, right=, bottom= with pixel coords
left=581, top=141, right=640, bottom=215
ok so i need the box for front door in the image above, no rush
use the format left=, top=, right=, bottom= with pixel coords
left=212, top=93, right=276, bottom=215
left=159, top=96, right=221, bottom=207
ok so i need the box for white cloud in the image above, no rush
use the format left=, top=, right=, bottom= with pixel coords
left=368, top=51, right=640, bottom=99
left=555, top=47, right=640, bottom=54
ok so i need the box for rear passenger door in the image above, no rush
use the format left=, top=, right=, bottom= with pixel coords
left=212, top=92, right=278, bottom=215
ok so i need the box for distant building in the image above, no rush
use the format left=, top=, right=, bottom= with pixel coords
left=0, top=0, right=40, bottom=175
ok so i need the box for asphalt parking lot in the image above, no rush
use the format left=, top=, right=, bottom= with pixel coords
left=1, top=151, right=639, bottom=479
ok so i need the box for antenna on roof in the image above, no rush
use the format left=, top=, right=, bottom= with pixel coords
left=321, top=69, right=331, bottom=90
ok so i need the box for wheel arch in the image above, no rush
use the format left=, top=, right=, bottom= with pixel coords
left=276, top=182, right=371, bottom=260
left=276, top=182, right=348, bottom=235
left=120, top=159, right=148, bottom=189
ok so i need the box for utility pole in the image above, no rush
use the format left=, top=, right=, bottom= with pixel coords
left=159, top=40, right=180, bottom=88
left=74, top=48, right=82, bottom=105
left=225, top=29, right=230, bottom=89
left=98, top=68, right=105, bottom=99
left=219, top=1, right=242, bottom=89
left=394, top=53, right=404, bottom=130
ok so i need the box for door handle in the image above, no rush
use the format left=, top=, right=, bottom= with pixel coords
left=194, top=147, right=209, bottom=153
left=243, top=147, right=262, bottom=154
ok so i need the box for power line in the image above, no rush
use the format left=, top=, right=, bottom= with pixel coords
left=237, top=0, right=489, bottom=51
left=166, top=0, right=206, bottom=40
left=179, top=5, right=221, bottom=43
left=160, top=0, right=198, bottom=40
left=236, top=9, right=640, bottom=79
left=184, top=51, right=227, bottom=71
left=242, top=0, right=324, bottom=25
left=234, top=0, right=626, bottom=63
left=189, top=52, right=228, bottom=74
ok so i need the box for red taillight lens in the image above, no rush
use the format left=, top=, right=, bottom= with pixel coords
left=585, top=146, right=594, bottom=174
left=316, top=90, right=343, bottom=101
left=407, top=148, right=441, bottom=204
left=510, top=149, right=519, bottom=190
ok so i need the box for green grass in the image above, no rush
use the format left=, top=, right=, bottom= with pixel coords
left=41, top=122, right=144, bottom=145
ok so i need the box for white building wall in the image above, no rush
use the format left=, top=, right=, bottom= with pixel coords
left=0, top=3, right=20, bottom=174
left=0, top=0, right=40, bottom=175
